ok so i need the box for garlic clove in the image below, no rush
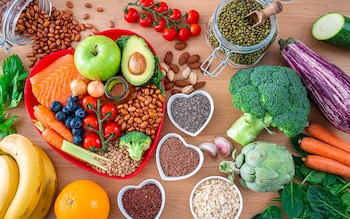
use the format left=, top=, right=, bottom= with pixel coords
left=214, top=136, right=233, bottom=157
left=198, top=141, right=218, bottom=158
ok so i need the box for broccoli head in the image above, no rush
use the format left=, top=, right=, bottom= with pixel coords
left=119, top=131, right=152, bottom=161
left=227, top=65, right=310, bottom=146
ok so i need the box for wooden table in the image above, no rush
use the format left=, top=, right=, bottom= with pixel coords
left=1, top=0, right=350, bottom=218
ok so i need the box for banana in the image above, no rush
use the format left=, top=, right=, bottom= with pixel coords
left=29, top=146, right=58, bottom=219
left=0, top=134, right=45, bottom=219
left=0, top=154, right=20, bottom=219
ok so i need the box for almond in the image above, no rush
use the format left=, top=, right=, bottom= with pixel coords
left=181, top=66, right=191, bottom=79
left=171, top=89, right=181, bottom=95
left=188, top=72, right=198, bottom=85
left=168, top=63, right=180, bottom=73
left=165, top=81, right=175, bottom=90
left=160, top=62, right=170, bottom=72
left=179, top=52, right=189, bottom=65
left=163, top=51, right=173, bottom=65
left=166, top=69, right=175, bottom=81
left=188, top=61, right=201, bottom=69
left=181, top=85, right=194, bottom=94
left=174, top=79, right=190, bottom=87
left=174, top=42, right=187, bottom=50
left=187, top=54, right=200, bottom=65
left=193, top=81, right=206, bottom=89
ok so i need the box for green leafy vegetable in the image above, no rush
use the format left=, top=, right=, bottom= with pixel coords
left=0, top=54, right=28, bottom=138
left=281, top=181, right=304, bottom=218
left=252, top=206, right=282, bottom=219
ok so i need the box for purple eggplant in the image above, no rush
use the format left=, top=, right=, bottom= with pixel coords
left=279, top=37, right=350, bottom=133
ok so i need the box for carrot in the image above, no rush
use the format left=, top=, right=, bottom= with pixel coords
left=306, top=122, right=350, bottom=154
left=33, top=104, right=73, bottom=142
left=41, top=127, right=64, bottom=150
left=300, top=137, right=350, bottom=167
left=304, top=155, right=350, bottom=178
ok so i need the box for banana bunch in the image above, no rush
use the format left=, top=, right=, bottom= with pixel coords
left=0, top=134, right=58, bottom=219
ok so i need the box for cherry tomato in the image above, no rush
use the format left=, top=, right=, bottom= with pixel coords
left=154, top=17, right=166, bottom=32
left=80, top=95, right=97, bottom=114
left=103, top=122, right=121, bottom=141
left=139, top=13, right=154, bottom=27
left=153, top=1, right=168, bottom=13
left=177, top=27, right=191, bottom=41
left=83, top=132, right=102, bottom=150
left=139, top=0, right=154, bottom=7
left=190, top=23, right=201, bottom=36
left=168, top=8, right=182, bottom=20
left=162, top=27, right=177, bottom=41
left=186, top=9, right=200, bottom=24
left=124, top=8, right=139, bottom=23
left=83, top=114, right=99, bottom=131
left=100, top=103, right=117, bottom=122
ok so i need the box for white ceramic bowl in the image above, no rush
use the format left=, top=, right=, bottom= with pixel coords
left=117, top=179, right=166, bottom=219
left=167, top=90, right=214, bottom=137
left=190, top=176, right=243, bottom=219
left=156, top=133, right=204, bottom=181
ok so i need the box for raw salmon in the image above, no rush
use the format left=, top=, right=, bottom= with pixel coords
left=30, top=54, right=82, bottom=108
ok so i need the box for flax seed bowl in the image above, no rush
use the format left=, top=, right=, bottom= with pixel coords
left=117, top=179, right=166, bottom=219
left=190, top=176, right=243, bottom=219
left=156, top=133, right=204, bottom=181
left=167, top=90, right=214, bottom=137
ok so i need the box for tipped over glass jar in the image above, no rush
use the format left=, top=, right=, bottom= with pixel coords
left=201, top=0, right=278, bottom=77
left=0, top=0, right=52, bottom=52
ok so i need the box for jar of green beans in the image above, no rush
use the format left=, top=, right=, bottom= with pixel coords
left=201, top=0, right=278, bottom=77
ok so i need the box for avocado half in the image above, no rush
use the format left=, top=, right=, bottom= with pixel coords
left=121, top=35, right=155, bottom=86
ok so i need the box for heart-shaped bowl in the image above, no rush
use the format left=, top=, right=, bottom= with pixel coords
left=190, top=176, right=243, bottom=219
left=156, top=133, right=204, bottom=181
left=24, top=29, right=164, bottom=179
left=167, top=90, right=214, bottom=137
left=117, top=179, right=166, bottom=219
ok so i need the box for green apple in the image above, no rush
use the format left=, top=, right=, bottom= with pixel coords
left=74, top=35, right=121, bottom=81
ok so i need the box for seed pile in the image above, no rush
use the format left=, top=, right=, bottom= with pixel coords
left=159, top=136, right=200, bottom=177
left=170, top=93, right=211, bottom=133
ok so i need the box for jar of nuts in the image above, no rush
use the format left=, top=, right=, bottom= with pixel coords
left=0, top=0, right=52, bottom=52
left=202, top=0, right=278, bottom=77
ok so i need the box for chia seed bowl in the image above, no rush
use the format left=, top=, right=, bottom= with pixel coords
left=190, top=176, right=243, bottom=219
left=167, top=90, right=214, bottom=137
left=117, top=179, right=166, bottom=219
left=156, top=133, right=204, bottom=181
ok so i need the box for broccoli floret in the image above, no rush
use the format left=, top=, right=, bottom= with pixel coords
left=119, top=131, right=152, bottom=161
left=227, top=65, right=310, bottom=146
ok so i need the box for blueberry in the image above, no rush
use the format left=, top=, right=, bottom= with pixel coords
left=66, top=101, right=79, bottom=113
left=70, top=117, right=82, bottom=129
left=75, top=108, right=86, bottom=119
left=62, top=106, right=72, bottom=116
left=68, top=96, right=78, bottom=103
left=50, top=101, right=63, bottom=113
left=72, top=128, right=84, bottom=136
left=73, top=135, right=83, bottom=145
left=65, top=116, right=73, bottom=128
left=55, top=111, right=66, bottom=121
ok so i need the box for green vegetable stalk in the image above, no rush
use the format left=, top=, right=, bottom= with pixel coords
left=119, top=131, right=152, bottom=161
left=220, top=141, right=295, bottom=192
left=226, top=65, right=310, bottom=146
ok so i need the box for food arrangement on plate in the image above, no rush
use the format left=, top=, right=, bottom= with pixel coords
left=24, top=29, right=165, bottom=179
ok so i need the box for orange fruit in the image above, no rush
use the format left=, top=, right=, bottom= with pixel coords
left=54, top=179, right=110, bottom=219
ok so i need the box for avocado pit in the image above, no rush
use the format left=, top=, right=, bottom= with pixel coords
left=128, top=52, right=147, bottom=75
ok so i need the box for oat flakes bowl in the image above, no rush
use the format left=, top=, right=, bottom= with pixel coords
left=190, top=176, right=243, bottom=219
left=167, top=90, right=214, bottom=137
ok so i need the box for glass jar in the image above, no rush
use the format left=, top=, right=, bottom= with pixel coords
left=104, top=76, right=134, bottom=104
left=201, top=0, right=278, bottom=77
left=0, top=0, right=52, bottom=52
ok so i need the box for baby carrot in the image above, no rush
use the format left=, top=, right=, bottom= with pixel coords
left=33, top=104, right=73, bottom=142
left=300, top=137, right=350, bottom=167
left=304, top=155, right=350, bottom=178
left=306, top=122, right=350, bottom=154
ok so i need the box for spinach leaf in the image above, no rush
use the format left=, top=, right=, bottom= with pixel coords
left=281, top=181, right=304, bottom=218
left=300, top=164, right=326, bottom=184
left=341, top=193, right=350, bottom=214
left=320, top=173, right=337, bottom=187
left=252, top=206, right=282, bottom=219
left=307, top=186, right=350, bottom=219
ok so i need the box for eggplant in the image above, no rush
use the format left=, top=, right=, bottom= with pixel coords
left=279, top=37, right=350, bottom=133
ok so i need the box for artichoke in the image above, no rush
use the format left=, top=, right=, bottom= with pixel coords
left=219, top=141, right=295, bottom=192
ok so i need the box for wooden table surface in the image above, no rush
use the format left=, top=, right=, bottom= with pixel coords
left=1, top=0, right=350, bottom=218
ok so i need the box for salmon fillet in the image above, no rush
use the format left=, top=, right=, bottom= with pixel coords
left=30, top=54, right=82, bottom=108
